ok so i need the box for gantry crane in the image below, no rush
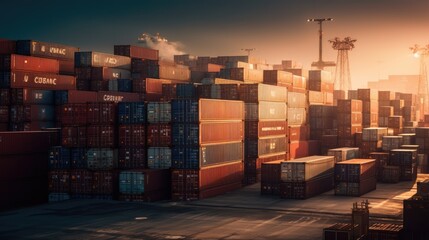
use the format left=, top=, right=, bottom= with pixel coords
left=410, top=44, right=429, bottom=118
left=307, top=18, right=336, bottom=70
left=330, top=37, right=357, bottom=93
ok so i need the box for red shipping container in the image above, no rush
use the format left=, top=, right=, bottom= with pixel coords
left=61, top=126, right=86, bottom=147
left=171, top=161, right=243, bottom=201
left=245, top=120, right=287, bottom=139
left=0, top=106, right=8, bottom=122
left=93, top=171, right=118, bottom=195
left=161, top=83, right=177, bottom=101
left=60, top=103, right=87, bottom=125
left=0, top=39, right=16, bottom=54
left=48, top=170, right=70, bottom=193
left=7, top=71, right=76, bottom=90
left=87, top=102, right=116, bottom=124
left=119, top=147, right=146, bottom=169
left=119, top=124, right=146, bottom=147
left=244, top=152, right=286, bottom=185
left=337, top=99, right=362, bottom=113
left=147, top=123, right=172, bottom=147
left=0, top=153, right=48, bottom=181
left=289, top=141, right=309, bottom=159
left=0, top=54, right=59, bottom=73
left=86, top=125, right=115, bottom=148
left=0, top=131, right=58, bottom=155
left=114, top=45, right=159, bottom=60
left=62, top=90, right=97, bottom=103
left=70, top=169, right=93, bottom=194
left=133, top=78, right=172, bottom=94
left=58, top=59, right=75, bottom=75
left=288, top=125, right=309, bottom=142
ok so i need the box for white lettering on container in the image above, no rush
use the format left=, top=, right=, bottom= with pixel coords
left=103, top=95, right=124, bottom=102
left=105, top=57, right=117, bottom=65
left=49, top=47, right=66, bottom=55
left=34, top=77, right=57, bottom=85
left=112, top=73, right=119, bottom=78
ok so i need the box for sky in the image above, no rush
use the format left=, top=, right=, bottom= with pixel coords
left=1, top=0, right=428, bottom=88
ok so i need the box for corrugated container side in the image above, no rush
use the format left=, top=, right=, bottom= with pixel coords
left=16, top=40, right=79, bottom=60
left=1, top=71, right=76, bottom=90
left=280, top=156, right=335, bottom=181
left=75, top=52, right=131, bottom=70
left=147, top=147, right=172, bottom=169
left=238, top=83, right=287, bottom=102
left=245, top=136, right=287, bottom=158
left=114, top=45, right=159, bottom=60
left=0, top=54, right=59, bottom=73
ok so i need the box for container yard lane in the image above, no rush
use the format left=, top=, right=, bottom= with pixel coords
left=0, top=175, right=420, bottom=239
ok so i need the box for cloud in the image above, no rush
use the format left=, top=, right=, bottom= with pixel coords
left=137, top=33, right=184, bottom=61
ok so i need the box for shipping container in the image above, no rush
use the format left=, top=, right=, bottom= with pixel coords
left=147, top=147, right=172, bottom=169
left=147, top=102, right=171, bottom=123
left=337, top=99, right=362, bottom=113
left=118, top=147, right=146, bottom=169
left=196, top=84, right=239, bottom=100
left=382, top=136, right=403, bottom=151
left=279, top=173, right=334, bottom=199
left=119, top=169, right=171, bottom=200
left=10, top=89, right=54, bottom=105
left=335, top=177, right=377, bottom=196
left=0, top=54, right=59, bottom=73
left=48, top=170, right=70, bottom=193
left=327, top=147, right=360, bottom=163
left=86, top=125, right=115, bottom=148
left=368, top=152, right=389, bottom=180
left=238, top=83, right=287, bottom=102
left=16, top=40, right=79, bottom=60
left=362, top=127, right=388, bottom=141
left=245, top=136, right=287, bottom=158
left=92, top=170, right=118, bottom=195
left=70, top=169, right=93, bottom=195
left=75, top=52, right=131, bottom=70
left=0, top=39, right=16, bottom=54
left=403, top=197, right=429, bottom=232
left=49, top=146, right=70, bottom=169
left=244, top=152, right=286, bottom=185
left=245, top=120, right=287, bottom=139
left=245, top=102, right=287, bottom=121
left=0, top=153, right=49, bottom=181
left=263, top=70, right=293, bottom=86
left=114, top=45, right=159, bottom=60
left=0, top=71, right=76, bottom=90
left=118, top=102, right=145, bottom=124
left=324, top=223, right=355, bottom=240
left=280, top=155, right=334, bottom=182
left=287, top=108, right=307, bottom=125
left=381, top=166, right=400, bottom=183
left=147, top=124, right=171, bottom=147
left=96, top=91, right=141, bottom=103
left=367, top=223, right=403, bottom=240
left=172, top=142, right=243, bottom=169
left=172, top=122, right=243, bottom=145
left=118, top=124, right=146, bottom=147
left=0, top=131, right=58, bottom=155
left=172, top=99, right=244, bottom=123
left=10, top=104, right=55, bottom=122
left=335, top=159, right=376, bottom=183
left=171, top=161, right=243, bottom=201
left=86, top=102, right=116, bottom=124
left=86, top=148, right=118, bottom=170
left=261, top=160, right=283, bottom=195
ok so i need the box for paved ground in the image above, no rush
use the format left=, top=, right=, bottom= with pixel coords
left=0, top=175, right=426, bottom=240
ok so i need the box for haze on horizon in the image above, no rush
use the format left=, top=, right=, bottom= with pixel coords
left=2, top=0, right=428, bottom=89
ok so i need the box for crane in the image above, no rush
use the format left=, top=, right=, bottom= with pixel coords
left=307, top=18, right=336, bottom=70
left=410, top=44, right=429, bottom=119
left=330, top=37, right=357, bottom=93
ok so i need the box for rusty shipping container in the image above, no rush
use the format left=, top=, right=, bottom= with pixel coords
left=114, top=45, right=159, bottom=60
left=60, top=103, right=87, bottom=126
left=75, top=52, right=131, bottom=70
left=245, top=120, right=287, bottom=139
left=1, top=71, right=76, bottom=90
left=16, top=40, right=79, bottom=60
left=238, top=83, right=287, bottom=103
left=96, top=91, right=140, bottom=103
left=172, top=122, right=243, bottom=145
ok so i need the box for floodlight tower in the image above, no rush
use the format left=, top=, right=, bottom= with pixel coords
left=307, top=18, right=336, bottom=70
left=330, top=37, right=357, bottom=92
left=410, top=44, right=429, bottom=118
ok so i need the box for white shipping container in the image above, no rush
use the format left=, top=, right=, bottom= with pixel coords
left=281, top=155, right=335, bottom=182
left=327, top=147, right=360, bottom=163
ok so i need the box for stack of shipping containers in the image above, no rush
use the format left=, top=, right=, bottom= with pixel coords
left=240, top=84, right=287, bottom=184
left=171, top=98, right=245, bottom=200
left=361, top=127, right=388, bottom=158
left=337, top=99, right=362, bottom=147
left=335, top=159, right=377, bottom=196
left=279, top=156, right=335, bottom=199
left=416, top=127, right=429, bottom=173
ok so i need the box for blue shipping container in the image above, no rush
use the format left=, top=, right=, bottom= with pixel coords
left=172, top=123, right=199, bottom=146
left=171, top=99, right=199, bottom=123
left=176, top=83, right=196, bottom=99
left=119, top=171, right=145, bottom=194
left=172, top=146, right=199, bottom=169
left=71, top=148, right=86, bottom=169
left=118, top=79, right=132, bottom=92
